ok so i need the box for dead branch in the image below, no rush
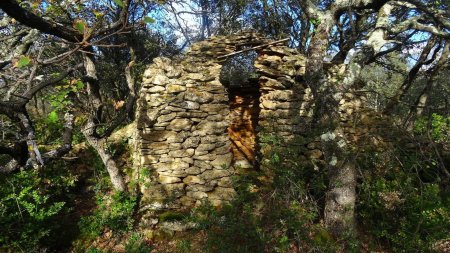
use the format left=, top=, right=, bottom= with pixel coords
left=217, top=38, right=290, bottom=59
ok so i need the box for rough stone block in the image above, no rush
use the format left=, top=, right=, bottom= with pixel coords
left=166, top=84, right=186, bottom=93
left=167, top=118, right=192, bottom=131
left=207, top=187, right=236, bottom=200
left=158, top=175, right=181, bottom=184
left=183, top=176, right=205, bottom=185
left=185, top=90, right=214, bottom=103
left=210, top=153, right=233, bottom=169
left=200, top=169, right=232, bottom=180
left=168, top=148, right=195, bottom=158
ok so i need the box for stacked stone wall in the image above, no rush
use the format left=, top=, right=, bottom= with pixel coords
left=134, top=32, right=313, bottom=211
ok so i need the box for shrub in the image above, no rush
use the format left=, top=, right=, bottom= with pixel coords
left=0, top=167, right=74, bottom=251
left=358, top=148, right=450, bottom=252
left=78, top=191, right=137, bottom=240
left=124, top=233, right=154, bottom=253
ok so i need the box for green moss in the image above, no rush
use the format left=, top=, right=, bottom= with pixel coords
left=159, top=211, right=187, bottom=222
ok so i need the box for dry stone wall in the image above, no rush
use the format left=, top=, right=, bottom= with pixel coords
left=133, top=32, right=312, bottom=211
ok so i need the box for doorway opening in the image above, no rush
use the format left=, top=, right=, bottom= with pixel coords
left=220, top=50, right=260, bottom=168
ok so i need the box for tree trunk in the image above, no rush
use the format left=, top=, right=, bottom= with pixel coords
left=84, top=131, right=127, bottom=192
left=303, top=13, right=358, bottom=237
left=82, top=52, right=127, bottom=192
left=324, top=156, right=356, bottom=236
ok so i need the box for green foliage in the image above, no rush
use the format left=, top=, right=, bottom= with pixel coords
left=124, top=233, right=154, bottom=253
left=415, top=113, right=450, bottom=144
left=78, top=192, right=137, bottom=240
left=113, top=0, right=125, bottom=8
left=86, top=248, right=104, bottom=253
left=0, top=165, right=76, bottom=251
left=358, top=149, right=450, bottom=252
left=74, top=20, right=86, bottom=34
left=44, top=79, right=85, bottom=112
left=159, top=211, right=187, bottom=222
left=189, top=136, right=333, bottom=253
left=176, top=239, right=192, bottom=253
left=16, top=55, right=31, bottom=68
left=219, top=50, right=259, bottom=88
left=143, top=16, right=156, bottom=23
left=34, top=110, right=63, bottom=145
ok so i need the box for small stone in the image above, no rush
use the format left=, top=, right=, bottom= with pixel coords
left=168, top=148, right=195, bottom=158
left=187, top=184, right=215, bottom=192
left=166, top=131, right=189, bottom=143
left=218, top=177, right=233, bottom=187
left=158, top=113, right=176, bottom=122
left=194, top=121, right=227, bottom=136
left=259, top=76, right=285, bottom=89
left=193, top=153, right=216, bottom=161
left=182, top=137, right=201, bottom=149
left=211, top=145, right=230, bottom=155
left=153, top=57, right=172, bottom=68
left=146, top=142, right=169, bottom=150
left=199, top=104, right=227, bottom=113
left=179, top=196, right=195, bottom=207
left=211, top=153, right=233, bottom=169
left=213, top=94, right=228, bottom=102
left=187, top=73, right=205, bottom=81
left=151, top=74, right=170, bottom=85
left=185, top=167, right=201, bottom=175
left=183, top=176, right=205, bottom=185
left=234, top=160, right=253, bottom=169
left=207, top=187, right=236, bottom=200
left=263, top=90, right=297, bottom=101
left=148, top=85, right=166, bottom=93
left=141, top=155, right=159, bottom=165
left=185, top=91, right=214, bottom=103
left=167, top=118, right=192, bottom=131
left=201, top=135, right=229, bottom=144
left=187, top=191, right=208, bottom=199
left=160, top=221, right=193, bottom=232
left=200, top=169, right=232, bottom=180
left=184, top=101, right=201, bottom=110
left=166, top=66, right=182, bottom=78
left=196, top=143, right=216, bottom=152
left=167, top=84, right=186, bottom=93
left=143, top=68, right=164, bottom=78
left=158, top=169, right=185, bottom=177
left=163, top=183, right=185, bottom=197
left=158, top=175, right=181, bottom=184
left=308, top=149, right=323, bottom=159
left=193, top=160, right=212, bottom=170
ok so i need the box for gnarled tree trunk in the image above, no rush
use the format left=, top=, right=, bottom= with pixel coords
left=82, top=52, right=127, bottom=192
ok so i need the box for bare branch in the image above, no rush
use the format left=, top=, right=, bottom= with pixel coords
left=0, top=0, right=82, bottom=42
left=22, top=63, right=83, bottom=100
left=384, top=36, right=440, bottom=114
left=217, top=38, right=289, bottom=59
left=391, top=16, right=450, bottom=39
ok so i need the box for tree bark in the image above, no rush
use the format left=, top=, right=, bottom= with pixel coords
left=83, top=121, right=127, bottom=192
left=324, top=154, right=356, bottom=236
left=301, top=9, right=358, bottom=237
left=82, top=52, right=127, bottom=192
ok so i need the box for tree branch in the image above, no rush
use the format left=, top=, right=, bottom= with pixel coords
left=22, top=63, right=83, bottom=100
left=391, top=16, right=450, bottom=39
left=0, top=0, right=82, bottom=42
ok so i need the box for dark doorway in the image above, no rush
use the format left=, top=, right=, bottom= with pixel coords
left=220, top=51, right=260, bottom=167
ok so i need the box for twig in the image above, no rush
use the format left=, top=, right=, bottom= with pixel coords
left=217, top=38, right=290, bottom=59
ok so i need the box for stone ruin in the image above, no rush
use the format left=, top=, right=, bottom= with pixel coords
left=133, top=31, right=314, bottom=211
